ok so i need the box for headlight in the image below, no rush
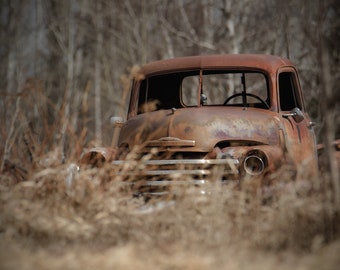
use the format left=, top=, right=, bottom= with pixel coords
left=243, top=150, right=267, bottom=176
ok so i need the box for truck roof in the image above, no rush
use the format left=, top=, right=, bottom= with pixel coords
left=139, top=54, right=294, bottom=77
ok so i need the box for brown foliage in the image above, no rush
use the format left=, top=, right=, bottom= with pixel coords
left=0, top=156, right=339, bottom=269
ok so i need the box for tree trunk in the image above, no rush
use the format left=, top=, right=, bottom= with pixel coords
left=94, top=1, right=103, bottom=144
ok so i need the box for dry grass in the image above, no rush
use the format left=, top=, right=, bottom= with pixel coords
left=0, top=160, right=339, bottom=270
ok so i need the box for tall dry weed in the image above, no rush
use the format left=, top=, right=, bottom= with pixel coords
left=0, top=159, right=338, bottom=253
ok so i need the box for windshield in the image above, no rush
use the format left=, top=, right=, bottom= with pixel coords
left=137, top=70, right=269, bottom=114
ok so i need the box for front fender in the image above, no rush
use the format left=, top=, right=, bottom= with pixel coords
left=79, top=147, right=117, bottom=167
left=220, top=144, right=286, bottom=176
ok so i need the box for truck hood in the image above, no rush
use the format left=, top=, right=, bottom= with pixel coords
left=118, top=107, right=281, bottom=152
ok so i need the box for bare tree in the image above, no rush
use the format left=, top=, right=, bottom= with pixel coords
left=0, top=0, right=339, bottom=164
left=93, top=1, right=103, bottom=144
left=316, top=0, right=340, bottom=207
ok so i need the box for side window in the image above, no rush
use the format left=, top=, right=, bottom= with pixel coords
left=278, top=72, right=302, bottom=111
left=137, top=75, right=183, bottom=114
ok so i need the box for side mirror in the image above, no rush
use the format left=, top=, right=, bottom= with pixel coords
left=110, top=116, right=124, bottom=147
left=282, top=107, right=304, bottom=123
left=110, top=116, right=124, bottom=128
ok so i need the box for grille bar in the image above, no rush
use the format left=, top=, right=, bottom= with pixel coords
left=111, top=158, right=239, bottom=166
left=111, top=158, right=239, bottom=177
left=144, top=179, right=207, bottom=186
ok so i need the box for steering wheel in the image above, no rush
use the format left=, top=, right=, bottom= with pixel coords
left=223, top=93, right=269, bottom=109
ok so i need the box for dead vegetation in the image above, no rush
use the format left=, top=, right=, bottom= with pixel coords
left=0, top=147, right=340, bottom=269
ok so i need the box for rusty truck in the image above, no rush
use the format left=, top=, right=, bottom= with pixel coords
left=81, top=54, right=319, bottom=195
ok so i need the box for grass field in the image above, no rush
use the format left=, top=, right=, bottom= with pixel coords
left=1, top=160, right=339, bottom=270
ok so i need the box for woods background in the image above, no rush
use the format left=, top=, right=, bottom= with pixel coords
left=0, top=0, right=339, bottom=164
left=0, top=2, right=340, bottom=269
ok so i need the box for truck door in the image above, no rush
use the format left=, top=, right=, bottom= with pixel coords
left=278, top=69, right=318, bottom=175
